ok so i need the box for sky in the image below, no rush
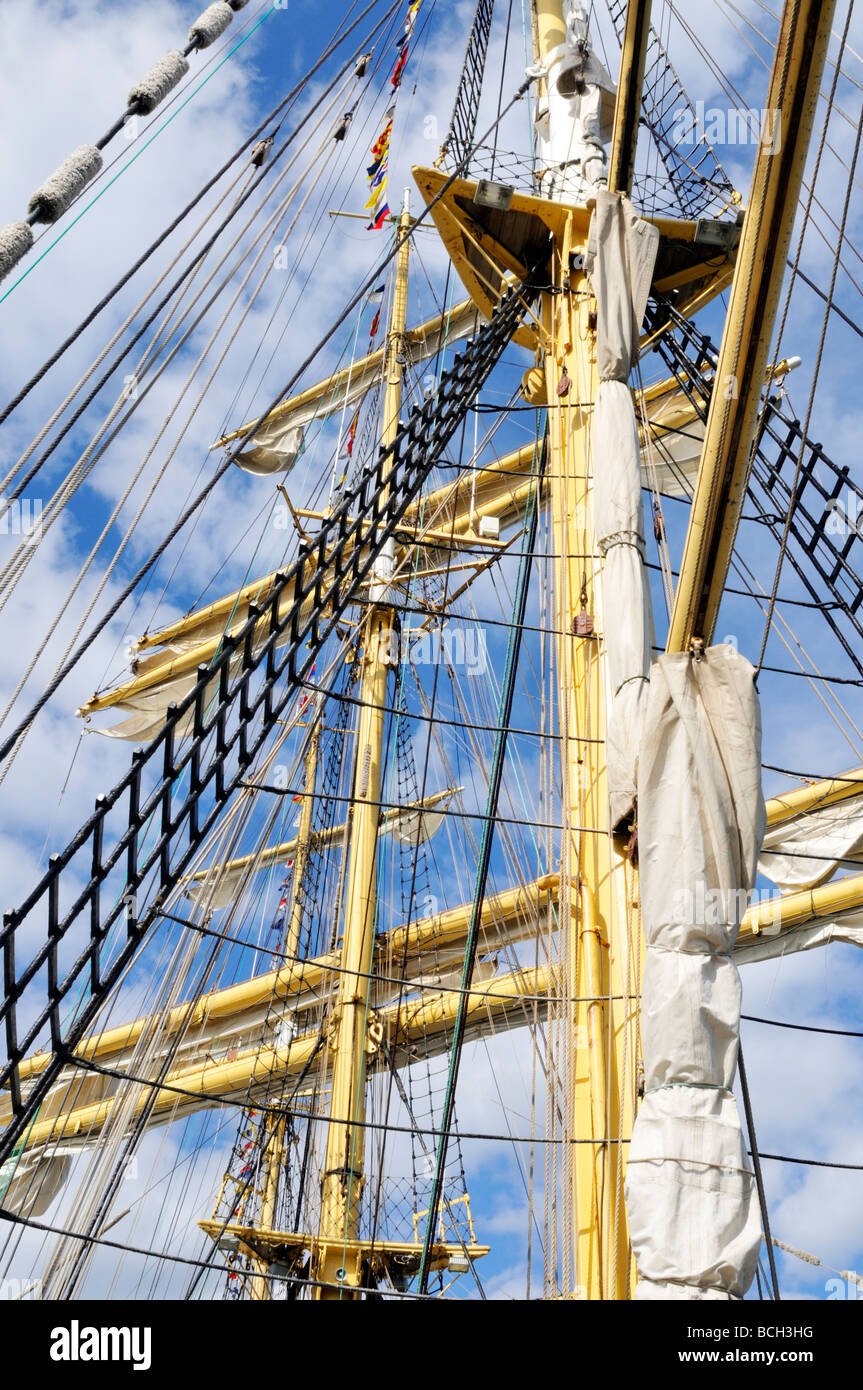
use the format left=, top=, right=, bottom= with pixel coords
left=0, top=0, right=861, bottom=1302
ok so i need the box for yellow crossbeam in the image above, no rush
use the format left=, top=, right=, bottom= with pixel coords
left=14, top=960, right=554, bottom=1151
left=212, top=296, right=481, bottom=450
left=10, top=876, right=557, bottom=1089
left=738, top=871, right=863, bottom=943
left=765, top=768, right=863, bottom=829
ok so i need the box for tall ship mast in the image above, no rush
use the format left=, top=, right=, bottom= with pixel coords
left=0, top=0, right=861, bottom=1303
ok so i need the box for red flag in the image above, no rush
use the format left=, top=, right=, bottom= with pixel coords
left=367, top=202, right=390, bottom=231
left=392, top=46, right=409, bottom=88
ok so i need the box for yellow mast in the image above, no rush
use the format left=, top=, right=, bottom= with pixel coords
left=534, top=0, right=644, bottom=1300
left=314, top=191, right=412, bottom=1298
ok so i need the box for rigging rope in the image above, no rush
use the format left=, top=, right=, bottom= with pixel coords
left=756, top=6, right=861, bottom=675
left=0, top=0, right=263, bottom=285
left=0, top=77, right=537, bottom=773
left=737, top=1041, right=781, bottom=1301
left=438, top=0, right=495, bottom=171
left=0, top=89, right=357, bottom=780
left=0, top=0, right=396, bottom=426
left=417, top=439, right=544, bottom=1292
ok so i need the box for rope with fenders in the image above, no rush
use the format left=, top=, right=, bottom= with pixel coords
left=646, top=298, right=863, bottom=684
left=0, top=1, right=262, bottom=284
left=0, top=75, right=538, bottom=776
left=604, top=0, right=736, bottom=217
left=0, top=0, right=397, bottom=424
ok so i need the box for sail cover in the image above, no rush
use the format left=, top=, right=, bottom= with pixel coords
left=587, top=188, right=658, bottom=828
left=625, top=647, right=765, bottom=1298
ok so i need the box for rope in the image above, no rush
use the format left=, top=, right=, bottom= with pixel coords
left=0, top=24, right=389, bottom=516
left=0, top=96, right=353, bottom=775
left=755, top=4, right=858, bottom=676
left=0, top=77, right=537, bottom=770
left=417, top=441, right=544, bottom=1293
left=743, top=1013, right=863, bottom=1038
left=0, top=0, right=393, bottom=422
left=1, top=2, right=265, bottom=279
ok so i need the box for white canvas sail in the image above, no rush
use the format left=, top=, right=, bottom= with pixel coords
left=625, top=646, right=765, bottom=1299
left=588, top=188, right=658, bottom=828
left=758, top=796, right=863, bottom=890
left=225, top=297, right=481, bottom=474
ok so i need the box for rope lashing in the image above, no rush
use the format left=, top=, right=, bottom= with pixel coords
left=0, top=0, right=253, bottom=283
left=772, top=1237, right=863, bottom=1287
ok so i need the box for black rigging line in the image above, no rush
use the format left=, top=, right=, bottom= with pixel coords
left=605, top=0, right=735, bottom=218
left=365, top=411, right=477, bottom=1292
left=0, top=79, right=539, bottom=770
left=649, top=298, right=863, bottom=684
left=794, top=263, right=863, bottom=343
left=762, top=763, right=863, bottom=785
left=738, top=1042, right=781, bottom=1301
left=0, top=8, right=401, bottom=512
left=743, top=1013, right=863, bottom=1039
left=58, top=927, right=227, bottom=1299
left=491, top=0, right=515, bottom=181
left=0, top=1206, right=446, bottom=1300
left=754, top=1153, right=863, bottom=1172
left=181, top=1032, right=327, bottom=1301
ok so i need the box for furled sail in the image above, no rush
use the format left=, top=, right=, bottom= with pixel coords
left=587, top=187, right=658, bottom=829
left=533, top=1, right=616, bottom=202
left=77, top=565, right=316, bottom=740
left=758, top=793, right=863, bottom=890
left=625, top=647, right=765, bottom=1300
left=734, top=868, right=863, bottom=965
left=639, top=380, right=706, bottom=499
left=736, top=908, right=863, bottom=965
left=214, top=296, right=482, bottom=474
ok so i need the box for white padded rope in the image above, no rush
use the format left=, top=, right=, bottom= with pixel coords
left=0, top=72, right=355, bottom=624
left=0, top=222, right=34, bottom=282
left=189, top=3, right=234, bottom=49
left=127, top=50, right=190, bottom=114
left=27, top=145, right=103, bottom=223
left=0, top=0, right=264, bottom=286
